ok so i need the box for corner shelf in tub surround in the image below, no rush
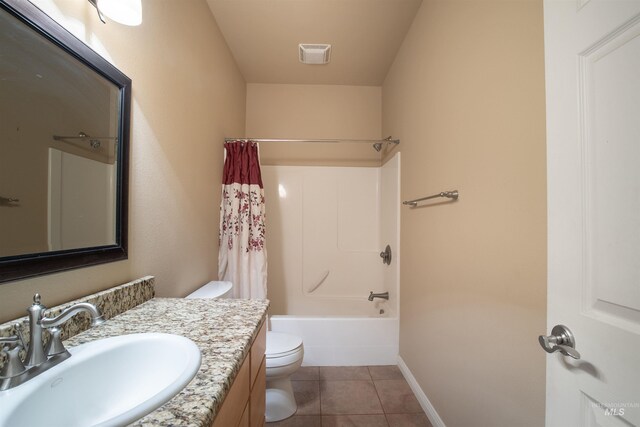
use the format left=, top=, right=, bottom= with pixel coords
left=64, top=298, right=269, bottom=427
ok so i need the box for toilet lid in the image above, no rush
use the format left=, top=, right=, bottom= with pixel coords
left=266, top=332, right=303, bottom=357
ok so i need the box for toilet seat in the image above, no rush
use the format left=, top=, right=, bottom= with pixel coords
left=266, top=347, right=303, bottom=368
left=266, top=332, right=303, bottom=359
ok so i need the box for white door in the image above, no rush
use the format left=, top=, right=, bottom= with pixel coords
left=544, top=0, right=640, bottom=425
left=48, top=148, right=116, bottom=251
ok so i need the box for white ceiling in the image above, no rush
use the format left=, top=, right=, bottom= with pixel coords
left=206, top=0, right=423, bottom=86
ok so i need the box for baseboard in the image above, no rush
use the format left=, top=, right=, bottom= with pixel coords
left=397, top=356, right=446, bottom=427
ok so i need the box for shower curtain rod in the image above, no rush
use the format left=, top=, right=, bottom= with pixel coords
left=53, top=131, right=118, bottom=141
left=223, top=136, right=400, bottom=145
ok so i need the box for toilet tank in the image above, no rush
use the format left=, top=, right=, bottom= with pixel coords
left=185, top=281, right=232, bottom=299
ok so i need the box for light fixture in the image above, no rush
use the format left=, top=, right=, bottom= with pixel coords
left=299, top=44, right=331, bottom=64
left=88, top=0, right=142, bottom=26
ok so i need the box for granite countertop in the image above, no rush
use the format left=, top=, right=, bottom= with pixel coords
left=63, top=297, right=269, bottom=427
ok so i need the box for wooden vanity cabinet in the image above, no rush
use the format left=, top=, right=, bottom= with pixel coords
left=212, top=320, right=267, bottom=427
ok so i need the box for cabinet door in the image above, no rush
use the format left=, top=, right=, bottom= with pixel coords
left=211, top=357, right=250, bottom=427
left=250, top=357, right=266, bottom=427
left=251, top=321, right=266, bottom=387
left=239, top=402, right=249, bottom=427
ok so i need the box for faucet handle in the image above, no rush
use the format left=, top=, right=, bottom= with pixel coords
left=0, top=328, right=27, bottom=382
left=1, top=323, right=26, bottom=349
left=1, top=345, right=27, bottom=376
left=0, top=337, right=20, bottom=351
left=45, top=327, right=67, bottom=356
left=15, top=322, right=26, bottom=348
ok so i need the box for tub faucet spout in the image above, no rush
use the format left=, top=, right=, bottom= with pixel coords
left=368, top=291, right=389, bottom=301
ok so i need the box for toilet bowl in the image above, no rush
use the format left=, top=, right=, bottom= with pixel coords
left=265, top=331, right=304, bottom=422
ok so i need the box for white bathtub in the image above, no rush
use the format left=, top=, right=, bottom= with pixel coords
left=264, top=155, right=401, bottom=366
left=269, top=315, right=399, bottom=366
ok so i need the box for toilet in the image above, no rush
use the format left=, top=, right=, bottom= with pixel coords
left=265, top=331, right=304, bottom=422
left=187, top=282, right=304, bottom=422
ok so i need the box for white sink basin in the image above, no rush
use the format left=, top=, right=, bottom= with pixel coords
left=0, top=333, right=201, bottom=427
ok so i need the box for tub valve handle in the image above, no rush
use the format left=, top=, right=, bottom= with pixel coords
left=380, top=245, right=392, bottom=265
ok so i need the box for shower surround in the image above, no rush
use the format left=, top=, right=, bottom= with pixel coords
left=262, top=153, right=400, bottom=365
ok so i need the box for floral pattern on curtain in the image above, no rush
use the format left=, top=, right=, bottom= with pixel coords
left=218, top=141, right=267, bottom=299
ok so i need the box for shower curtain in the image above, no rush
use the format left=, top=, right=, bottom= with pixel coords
left=218, top=141, right=267, bottom=299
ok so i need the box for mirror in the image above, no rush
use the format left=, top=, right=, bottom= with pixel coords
left=0, top=0, right=131, bottom=283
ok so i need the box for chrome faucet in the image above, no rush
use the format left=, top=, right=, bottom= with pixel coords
left=0, top=294, right=104, bottom=391
left=368, top=291, right=389, bottom=301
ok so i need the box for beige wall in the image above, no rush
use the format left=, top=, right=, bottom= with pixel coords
left=382, top=1, right=547, bottom=426
left=246, top=83, right=382, bottom=166
left=0, top=0, right=245, bottom=323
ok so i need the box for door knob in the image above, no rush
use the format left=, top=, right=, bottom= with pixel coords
left=538, top=325, right=581, bottom=360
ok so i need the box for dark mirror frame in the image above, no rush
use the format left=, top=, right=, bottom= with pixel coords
left=0, top=0, right=131, bottom=283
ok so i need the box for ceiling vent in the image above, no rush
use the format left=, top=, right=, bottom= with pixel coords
left=299, top=44, right=331, bottom=65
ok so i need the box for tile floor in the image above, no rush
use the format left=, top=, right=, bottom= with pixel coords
left=266, top=366, right=433, bottom=427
